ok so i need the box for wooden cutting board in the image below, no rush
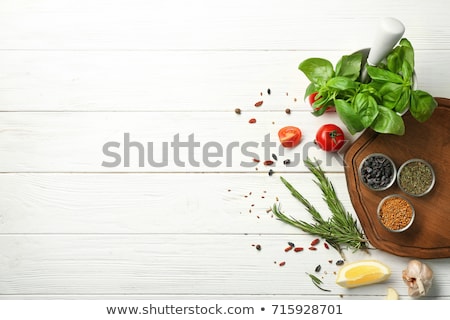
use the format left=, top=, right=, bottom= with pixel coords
left=344, top=97, right=450, bottom=259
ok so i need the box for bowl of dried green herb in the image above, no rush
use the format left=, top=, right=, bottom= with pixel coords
left=397, top=159, right=435, bottom=197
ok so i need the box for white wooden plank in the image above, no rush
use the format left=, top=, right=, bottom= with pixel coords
left=0, top=111, right=357, bottom=172
left=0, top=172, right=356, bottom=234
left=0, top=50, right=449, bottom=111
left=0, top=234, right=448, bottom=297
left=1, top=0, right=450, bottom=50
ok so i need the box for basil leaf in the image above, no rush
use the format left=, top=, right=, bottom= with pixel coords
left=401, top=59, right=413, bottom=82
left=399, top=38, right=415, bottom=69
left=304, top=82, right=318, bottom=101
left=394, top=87, right=411, bottom=114
left=335, top=52, right=362, bottom=81
left=380, top=82, right=403, bottom=109
left=387, top=46, right=402, bottom=74
left=299, top=58, right=334, bottom=85
left=326, top=76, right=358, bottom=90
left=335, top=99, right=365, bottom=135
left=366, top=65, right=404, bottom=84
left=353, top=93, right=379, bottom=128
left=370, top=106, right=405, bottom=135
left=410, top=90, right=437, bottom=122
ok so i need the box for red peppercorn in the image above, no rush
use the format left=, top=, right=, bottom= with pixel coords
left=294, top=247, right=304, bottom=252
left=310, top=238, right=320, bottom=246
left=249, top=118, right=256, bottom=124
left=308, top=247, right=317, bottom=251
left=284, top=246, right=293, bottom=252
left=324, top=242, right=329, bottom=249
left=254, top=100, right=263, bottom=107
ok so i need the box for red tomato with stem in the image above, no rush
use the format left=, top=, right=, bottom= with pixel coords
left=278, top=126, right=302, bottom=148
left=315, top=124, right=345, bottom=152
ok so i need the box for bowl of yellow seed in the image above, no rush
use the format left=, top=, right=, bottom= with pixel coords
left=377, top=194, right=415, bottom=232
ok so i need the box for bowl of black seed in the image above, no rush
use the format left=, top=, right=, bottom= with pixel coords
left=359, top=153, right=396, bottom=191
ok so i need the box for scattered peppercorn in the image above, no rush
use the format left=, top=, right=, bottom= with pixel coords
left=272, top=153, right=278, bottom=161
left=267, top=88, right=271, bottom=95
left=308, top=247, right=317, bottom=251
left=324, top=242, right=329, bottom=249
left=268, top=169, right=274, bottom=176
left=249, top=118, right=256, bottom=124
left=256, top=244, right=261, bottom=251
left=287, top=242, right=295, bottom=247
left=336, top=260, right=344, bottom=266
left=279, top=261, right=286, bottom=267
left=234, top=108, right=241, bottom=114
left=315, top=265, right=322, bottom=272
left=254, top=100, right=263, bottom=107
left=294, top=247, right=304, bottom=252
left=284, top=246, right=293, bottom=252
left=283, top=159, right=291, bottom=166
left=263, top=160, right=274, bottom=166
left=310, top=238, right=320, bottom=246
left=285, top=108, right=291, bottom=114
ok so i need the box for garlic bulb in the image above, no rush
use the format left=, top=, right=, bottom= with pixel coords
left=402, top=260, right=433, bottom=298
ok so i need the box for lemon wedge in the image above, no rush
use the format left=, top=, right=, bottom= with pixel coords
left=385, top=287, right=399, bottom=300
left=336, top=260, right=391, bottom=288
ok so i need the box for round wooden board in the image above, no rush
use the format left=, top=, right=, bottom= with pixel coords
left=344, top=97, right=450, bottom=259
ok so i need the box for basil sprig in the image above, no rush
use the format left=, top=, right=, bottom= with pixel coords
left=299, top=38, right=437, bottom=135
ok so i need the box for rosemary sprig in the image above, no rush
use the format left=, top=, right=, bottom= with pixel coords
left=306, top=273, right=331, bottom=292
left=272, top=158, right=368, bottom=254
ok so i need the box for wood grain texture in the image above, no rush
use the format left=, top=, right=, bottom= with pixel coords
left=0, top=111, right=354, bottom=172
left=1, top=0, right=450, bottom=50
left=0, top=51, right=449, bottom=111
left=0, top=173, right=355, bottom=234
left=0, top=234, right=449, bottom=297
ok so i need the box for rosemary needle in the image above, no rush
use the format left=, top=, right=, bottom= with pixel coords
left=307, top=273, right=331, bottom=292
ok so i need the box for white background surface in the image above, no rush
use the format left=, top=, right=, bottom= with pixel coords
left=0, top=0, right=449, bottom=300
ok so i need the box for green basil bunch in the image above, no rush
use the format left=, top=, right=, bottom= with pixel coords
left=299, top=38, right=437, bottom=135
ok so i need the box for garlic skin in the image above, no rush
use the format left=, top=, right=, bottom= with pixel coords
left=402, top=260, right=433, bottom=298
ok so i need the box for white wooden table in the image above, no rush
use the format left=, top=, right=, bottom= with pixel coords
left=0, top=0, right=449, bottom=300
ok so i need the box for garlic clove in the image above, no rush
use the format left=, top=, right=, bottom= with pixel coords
left=385, top=287, right=399, bottom=300
left=402, top=259, right=433, bottom=298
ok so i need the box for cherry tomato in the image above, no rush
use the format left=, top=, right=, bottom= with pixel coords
left=308, top=92, right=336, bottom=113
left=278, top=126, right=302, bottom=148
left=315, top=124, right=345, bottom=152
